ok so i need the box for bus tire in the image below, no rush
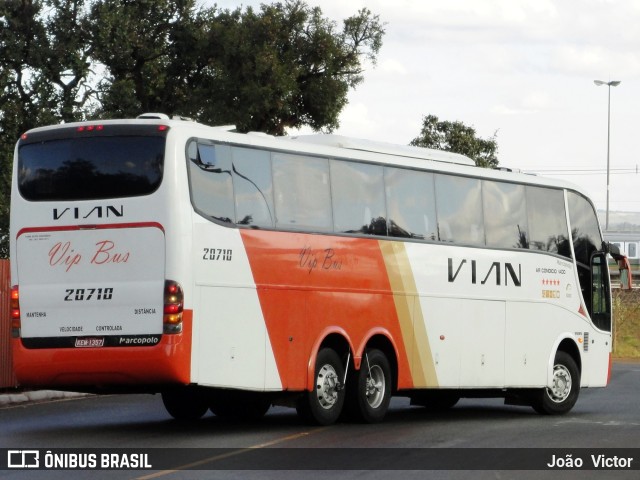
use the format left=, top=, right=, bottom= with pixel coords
left=296, top=348, right=345, bottom=425
left=410, top=391, right=460, bottom=411
left=161, top=388, right=209, bottom=421
left=348, top=349, right=392, bottom=423
left=209, top=392, right=271, bottom=420
left=531, top=351, right=580, bottom=415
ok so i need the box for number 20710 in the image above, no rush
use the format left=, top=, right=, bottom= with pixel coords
left=203, top=248, right=232, bottom=261
left=64, top=288, right=114, bottom=301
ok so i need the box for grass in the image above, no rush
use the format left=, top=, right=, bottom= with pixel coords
left=612, top=289, right=640, bottom=359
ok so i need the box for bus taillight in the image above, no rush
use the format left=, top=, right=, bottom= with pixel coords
left=10, top=285, right=21, bottom=338
left=77, top=125, right=104, bottom=132
left=163, top=280, right=183, bottom=334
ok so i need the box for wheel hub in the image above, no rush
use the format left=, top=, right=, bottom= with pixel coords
left=365, top=365, right=385, bottom=408
left=316, top=364, right=340, bottom=409
left=547, top=364, right=572, bottom=403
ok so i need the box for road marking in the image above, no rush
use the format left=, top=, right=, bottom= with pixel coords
left=134, top=429, right=324, bottom=479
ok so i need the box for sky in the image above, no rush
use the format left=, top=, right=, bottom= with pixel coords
left=209, top=0, right=640, bottom=215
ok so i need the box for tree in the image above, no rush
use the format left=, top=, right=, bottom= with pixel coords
left=89, top=0, right=201, bottom=117
left=0, top=0, right=94, bottom=258
left=0, top=0, right=93, bottom=125
left=90, top=0, right=385, bottom=135
left=410, top=114, right=499, bottom=168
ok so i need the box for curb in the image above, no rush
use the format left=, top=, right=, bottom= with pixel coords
left=0, top=390, right=90, bottom=407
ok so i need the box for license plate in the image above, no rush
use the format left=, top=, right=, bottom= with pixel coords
left=75, top=337, right=105, bottom=348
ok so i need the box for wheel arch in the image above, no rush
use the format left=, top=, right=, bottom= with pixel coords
left=359, top=329, right=400, bottom=393
left=306, top=327, right=353, bottom=391
left=548, top=336, right=582, bottom=385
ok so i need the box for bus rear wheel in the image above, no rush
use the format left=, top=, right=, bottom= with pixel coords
left=161, top=388, right=209, bottom=421
left=297, top=348, right=345, bottom=425
left=410, top=391, right=460, bottom=411
left=530, top=351, right=580, bottom=415
left=345, top=349, right=392, bottom=423
left=209, top=391, right=271, bottom=420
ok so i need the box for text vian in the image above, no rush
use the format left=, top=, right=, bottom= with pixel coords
left=53, top=205, right=123, bottom=220
left=448, top=258, right=522, bottom=287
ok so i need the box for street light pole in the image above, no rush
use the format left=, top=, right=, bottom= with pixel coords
left=594, top=79, right=621, bottom=231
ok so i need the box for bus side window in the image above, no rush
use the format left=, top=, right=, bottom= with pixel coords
left=331, top=160, right=386, bottom=236
left=527, top=186, right=571, bottom=259
left=435, top=174, right=485, bottom=246
left=232, top=147, right=275, bottom=228
left=272, top=154, right=332, bottom=232
left=385, top=167, right=437, bottom=240
left=187, top=141, right=235, bottom=223
left=482, top=180, right=528, bottom=249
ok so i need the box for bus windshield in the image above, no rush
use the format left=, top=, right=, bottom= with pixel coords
left=18, top=135, right=165, bottom=201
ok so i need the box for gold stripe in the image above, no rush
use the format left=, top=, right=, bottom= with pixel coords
left=380, top=241, right=438, bottom=388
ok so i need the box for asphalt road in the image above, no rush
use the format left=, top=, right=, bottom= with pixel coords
left=1, top=361, right=639, bottom=480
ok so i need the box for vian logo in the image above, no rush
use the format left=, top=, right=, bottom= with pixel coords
left=53, top=205, right=124, bottom=221
left=448, top=258, right=522, bottom=287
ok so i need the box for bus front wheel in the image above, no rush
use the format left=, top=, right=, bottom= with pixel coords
left=297, top=348, right=345, bottom=425
left=530, top=351, right=580, bottom=415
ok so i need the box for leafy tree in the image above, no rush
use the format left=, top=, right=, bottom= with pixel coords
left=89, top=0, right=201, bottom=117
left=196, top=2, right=384, bottom=134
left=410, top=114, right=499, bottom=168
left=0, top=0, right=93, bottom=125
left=43, top=0, right=95, bottom=122
left=90, top=0, right=385, bottom=135
left=0, top=0, right=94, bottom=257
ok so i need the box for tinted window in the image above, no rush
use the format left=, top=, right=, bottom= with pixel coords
left=188, top=142, right=235, bottom=223
left=385, top=167, right=437, bottom=240
left=19, top=136, right=164, bottom=201
left=435, top=175, right=485, bottom=245
left=272, top=153, right=332, bottom=231
left=483, top=181, right=528, bottom=249
left=568, top=191, right=602, bottom=266
left=232, top=147, right=274, bottom=228
left=331, top=161, right=386, bottom=235
left=526, top=186, right=571, bottom=258
left=629, top=243, right=638, bottom=258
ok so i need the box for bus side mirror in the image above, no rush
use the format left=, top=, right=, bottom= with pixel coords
left=605, top=242, right=632, bottom=290
left=606, top=242, right=621, bottom=258
left=618, top=257, right=633, bottom=290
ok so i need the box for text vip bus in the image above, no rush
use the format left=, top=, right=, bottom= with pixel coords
left=10, top=115, right=628, bottom=424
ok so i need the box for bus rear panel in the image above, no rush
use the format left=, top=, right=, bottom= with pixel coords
left=11, top=122, right=191, bottom=390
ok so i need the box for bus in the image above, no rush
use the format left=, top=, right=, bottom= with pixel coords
left=10, top=115, right=629, bottom=424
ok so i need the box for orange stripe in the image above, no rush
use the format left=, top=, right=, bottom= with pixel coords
left=240, top=230, right=413, bottom=390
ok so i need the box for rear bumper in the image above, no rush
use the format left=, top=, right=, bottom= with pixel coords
left=11, top=311, right=192, bottom=391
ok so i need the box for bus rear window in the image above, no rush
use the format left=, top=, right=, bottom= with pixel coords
left=18, top=136, right=165, bottom=201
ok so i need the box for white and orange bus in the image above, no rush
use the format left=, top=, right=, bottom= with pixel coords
left=10, top=115, right=627, bottom=424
